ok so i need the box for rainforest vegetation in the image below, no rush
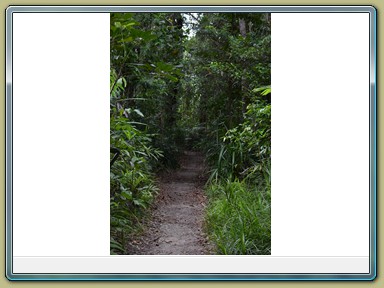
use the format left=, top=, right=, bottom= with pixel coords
left=110, top=12, right=271, bottom=255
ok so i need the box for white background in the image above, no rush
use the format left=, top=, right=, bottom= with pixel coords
left=11, top=12, right=370, bottom=270
left=13, top=13, right=110, bottom=256
left=271, top=13, right=370, bottom=256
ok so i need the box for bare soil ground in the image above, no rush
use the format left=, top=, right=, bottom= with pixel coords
left=126, top=151, right=214, bottom=255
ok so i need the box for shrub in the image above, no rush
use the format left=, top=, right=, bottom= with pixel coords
left=110, top=113, right=162, bottom=254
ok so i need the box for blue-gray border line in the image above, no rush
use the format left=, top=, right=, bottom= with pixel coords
left=4, top=5, right=378, bottom=13
left=5, top=5, right=377, bottom=281
left=5, top=4, right=13, bottom=281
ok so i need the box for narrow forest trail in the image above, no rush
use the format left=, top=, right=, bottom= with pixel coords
left=127, top=151, right=213, bottom=255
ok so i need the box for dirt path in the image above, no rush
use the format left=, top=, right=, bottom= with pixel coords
left=127, top=151, right=213, bottom=255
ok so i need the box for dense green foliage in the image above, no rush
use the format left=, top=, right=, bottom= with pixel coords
left=179, top=13, right=271, bottom=254
left=206, top=179, right=271, bottom=254
left=110, top=12, right=187, bottom=254
left=203, top=95, right=271, bottom=254
left=110, top=12, right=271, bottom=255
left=110, top=76, right=163, bottom=254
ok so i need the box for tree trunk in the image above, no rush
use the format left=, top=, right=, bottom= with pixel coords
left=239, top=18, right=248, bottom=119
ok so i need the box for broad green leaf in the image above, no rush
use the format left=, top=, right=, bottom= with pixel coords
left=121, top=37, right=133, bottom=43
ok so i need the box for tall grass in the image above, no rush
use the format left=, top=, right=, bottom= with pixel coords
left=205, top=178, right=271, bottom=255
left=203, top=98, right=271, bottom=255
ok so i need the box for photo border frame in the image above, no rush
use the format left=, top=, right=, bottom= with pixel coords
left=5, top=5, right=377, bottom=281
